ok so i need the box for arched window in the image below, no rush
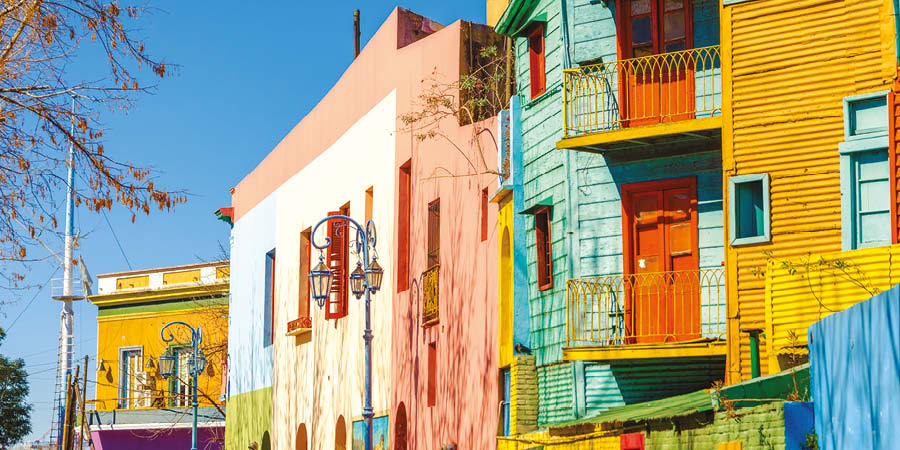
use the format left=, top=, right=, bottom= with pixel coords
left=296, top=423, right=308, bottom=450
left=336, top=415, right=347, bottom=450
left=394, top=403, right=408, bottom=450
left=261, top=431, right=272, bottom=450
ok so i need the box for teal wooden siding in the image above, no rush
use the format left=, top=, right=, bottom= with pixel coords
left=538, top=363, right=577, bottom=424
left=518, top=0, right=568, bottom=369
left=575, top=150, right=724, bottom=275
left=584, top=357, right=726, bottom=414
left=571, top=0, right=616, bottom=65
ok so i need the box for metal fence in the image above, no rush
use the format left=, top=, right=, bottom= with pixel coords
left=566, top=268, right=726, bottom=347
left=563, top=46, right=721, bottom=136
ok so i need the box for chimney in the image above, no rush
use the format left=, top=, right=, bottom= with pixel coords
left=353, top=9, right=361, bottom=59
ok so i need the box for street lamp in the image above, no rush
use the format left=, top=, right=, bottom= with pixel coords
left=158, top=321, right=205, bottom=450
left=308, top=215, right=383, bottom=450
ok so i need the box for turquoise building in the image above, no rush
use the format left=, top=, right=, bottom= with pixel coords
left=495, top=0, right=727, bottom=427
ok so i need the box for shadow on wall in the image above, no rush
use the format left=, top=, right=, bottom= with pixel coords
left=262, top=431, right=271, bottom=450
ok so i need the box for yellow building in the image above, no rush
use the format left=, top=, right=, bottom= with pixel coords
left=721, top=0, right=898, bottom=382
left=87, top=261, right=229, bottom=448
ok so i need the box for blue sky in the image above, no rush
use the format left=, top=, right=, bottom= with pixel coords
left=3, top=0, right=487, bottom=443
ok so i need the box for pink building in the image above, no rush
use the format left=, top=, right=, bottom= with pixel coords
left=226, top=8, right=503, bottom=449
left=389, top=14, right=503, bottom=450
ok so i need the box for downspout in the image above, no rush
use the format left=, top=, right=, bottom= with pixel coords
left=894, top=0, right=900, bottom=65
left=749, top=330, right=762, bottom=379
left=560, top=0, right=587, bottom=419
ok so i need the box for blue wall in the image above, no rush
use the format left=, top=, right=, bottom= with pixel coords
left=228, top=194, right=276, bottom=398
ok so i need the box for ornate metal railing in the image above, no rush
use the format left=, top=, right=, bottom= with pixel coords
left=563, top=46, right=721, bottom=137
left=566, top=268, right=726, bottom=347
left=422, top=264, right=440, bottom=325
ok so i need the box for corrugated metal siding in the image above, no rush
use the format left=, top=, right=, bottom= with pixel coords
left=584, top=357, right=725, bottom=415
left=538, top=363, right=577, bottom=424
left=893, top=87, right=900, bottom=243
left=764, top=244, right=900, bottom=373
left=726, top=0, right=895, bottom=382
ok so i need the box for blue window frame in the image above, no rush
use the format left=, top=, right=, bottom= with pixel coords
left=264, top=249, right=276, bottom=347
left=500, top=368, right=511, bottom=436
left=118, top=347, right=142, bottom=409
left=840, top=91, right=891, bottom=250
left=728, top=173, right=770, bottom=246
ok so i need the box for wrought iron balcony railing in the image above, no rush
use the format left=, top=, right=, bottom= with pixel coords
left=566, top=268, right=726, bottom=348
left=422, top=264, right=439, bottom=325
left=563, top=46, right=721, bottom=137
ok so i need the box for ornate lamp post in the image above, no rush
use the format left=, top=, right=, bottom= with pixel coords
left=158, top=321, right=207, bottom=450
left=308, top=214, right=383, bottom=450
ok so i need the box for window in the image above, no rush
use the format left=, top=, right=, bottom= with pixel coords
left=840, top=91, right=891, bottom=250
left=170, top=347, right=194, bottom=407
left=264, top=249, right=276, bottom=346
left=621, top=0, right=692, bottom=58
left=299, top=228, right=311, bottom=318
left=728, top=174, right=771, bottom=246
left=365, top=186, right=374, bottom=224
left=325, top=206, right=349, bottom=319
left=534, top=207, right=553, bottom=291
left=427, top=199, right=440, bottom=268
left=528, top=24, right=546, bottom=99
left=500, top=369, right=511, bottom=436
left=398, top=161, right=411, bottom=292
left=118, top=347, right=143, bottom=409
left=481, top=187, right=489, bottom=242
left=427, top=341, right=437, bottom=406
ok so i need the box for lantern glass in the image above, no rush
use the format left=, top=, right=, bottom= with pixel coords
left=365, top=257, right=384, bottom=293
left=309, top=257, right=333, bottom=307
left=158, top=354, right=176, bottom=379
left=193, top=353, right=207, bottom=376
left=349, top=262, right=366, bottom=299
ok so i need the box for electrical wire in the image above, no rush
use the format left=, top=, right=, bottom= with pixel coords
left=5, top=267, right=60, bottom=332
left=100, top=209, right=133, bottom=270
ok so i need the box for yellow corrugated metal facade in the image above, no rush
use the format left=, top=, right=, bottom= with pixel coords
left=722, top=0, right=897, bottom=383
left=764, top=245, right=900, bottom=374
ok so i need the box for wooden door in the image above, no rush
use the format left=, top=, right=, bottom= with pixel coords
left=620, top=0, right=694, bottom=127
left=622, top=177, right=699, bottom=343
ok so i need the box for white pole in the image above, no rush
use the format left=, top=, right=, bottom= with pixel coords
left=61, top=96, right=76, bottom=405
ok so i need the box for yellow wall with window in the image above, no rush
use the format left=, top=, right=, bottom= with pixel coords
left=93, top=302, right=228, bottom=411
left=721, top=0, right=896, bottom=383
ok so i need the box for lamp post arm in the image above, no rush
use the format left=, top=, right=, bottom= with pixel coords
left=309, top=214, right=377, bottom=268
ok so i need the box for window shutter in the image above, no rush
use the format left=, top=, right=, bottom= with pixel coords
left=325, top=211, right=348, bottom=319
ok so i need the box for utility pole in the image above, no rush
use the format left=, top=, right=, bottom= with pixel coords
left=79, top=355, right=89, bottom=450
left=51, top=97, right=85, bottom=448
left=354, top=9, right=361, bottom=58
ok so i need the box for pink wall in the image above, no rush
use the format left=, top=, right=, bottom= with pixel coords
left=389, top=21, right=500, bottom=450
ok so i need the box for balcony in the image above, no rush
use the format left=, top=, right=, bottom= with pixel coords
left=422, top=264, right=439, bottom=326
left=564, top=268, right=726, bottom=360
left=558, top=46, right=722, bottom=153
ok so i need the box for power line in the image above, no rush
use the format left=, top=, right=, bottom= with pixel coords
left=5, top=267, right=60, bottom=332
left=100, top=209, right=133, bottom=270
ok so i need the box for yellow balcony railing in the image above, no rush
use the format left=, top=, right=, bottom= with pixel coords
left=563, top=46, right=721, bottom=137
left=566, top=268, right=726, bottom=347
left=423, top=264, right=439, bottom=325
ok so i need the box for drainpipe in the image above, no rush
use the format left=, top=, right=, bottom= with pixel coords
left=749, top=330, right=762, bottom=379
left=354, top=9, right=361, bottom=59
left=894, top=0, right=900, bottom=66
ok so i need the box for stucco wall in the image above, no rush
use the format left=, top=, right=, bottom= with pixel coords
left=271, top=90, right=397, bottom=450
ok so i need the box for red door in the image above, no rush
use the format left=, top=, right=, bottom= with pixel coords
left=622, top=177, right=699, bottom=343
left=619, top=0, right=694, bottom=127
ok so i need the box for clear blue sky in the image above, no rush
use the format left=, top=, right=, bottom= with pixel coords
left=3, top=0, right=488, bottom=443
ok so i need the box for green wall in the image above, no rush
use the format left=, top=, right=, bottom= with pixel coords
left=225, top=387, right=272, bottom=450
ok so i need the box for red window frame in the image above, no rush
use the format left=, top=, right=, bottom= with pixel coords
left=427, top=341, right=437, bottom=406
left=528, top=24, right=546, bottom=100
left=534, top=207, right=553, bottom=291
left=427, top=199, right=441, bottom=269
left=325, top=207, right=349, bottom=320
left=481, top=187, right=489, bottom=242
left=617, top=0, right=693, bottom=59
left=300, top=228, right=311, bottom=319
left=398, top=161, right=412, bottom=292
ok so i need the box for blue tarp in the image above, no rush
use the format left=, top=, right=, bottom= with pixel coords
left=809, top=284, right=900, bottom=450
